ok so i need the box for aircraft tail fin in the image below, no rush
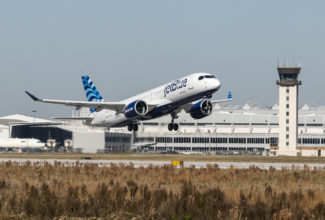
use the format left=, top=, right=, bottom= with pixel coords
left=81, top=75, right=104, bottom=113
left=227, top=91, right=232, bottom=100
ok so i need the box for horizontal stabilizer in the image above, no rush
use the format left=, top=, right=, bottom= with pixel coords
left=52, top=117, right=93, bottom=121
left=211, top=91, right=233, bottom=103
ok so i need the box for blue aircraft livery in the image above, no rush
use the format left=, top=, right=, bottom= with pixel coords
left=81, top=75, right=104, bottom=113
left=228, top=91, right=232, bottom=100
left=25, top=72, right=227, bottom=132
left=164, top=78, right=187, bottom=97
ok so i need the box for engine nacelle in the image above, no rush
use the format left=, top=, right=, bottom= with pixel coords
left=123, top=100, right=148, bottom=119
left=190, top=99, right=213, bottom=119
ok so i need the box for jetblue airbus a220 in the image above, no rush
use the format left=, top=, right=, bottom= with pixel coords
left=26, top=73, right=231, bottom=131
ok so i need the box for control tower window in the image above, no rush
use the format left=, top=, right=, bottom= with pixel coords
left=280, top=74, right=297, bottom=80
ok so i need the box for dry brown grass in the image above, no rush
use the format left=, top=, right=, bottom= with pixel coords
left=0, top=161, right=325, bottom=219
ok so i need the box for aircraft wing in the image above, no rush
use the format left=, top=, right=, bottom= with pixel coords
left=26, top=91, right=158, bottom=113
left=26, top=91, right=126, bottom=112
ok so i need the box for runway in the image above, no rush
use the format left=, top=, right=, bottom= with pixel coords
left=1, top=158, right=325, bottom=170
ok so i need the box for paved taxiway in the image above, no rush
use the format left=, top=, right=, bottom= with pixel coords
left=1, top=158, right=325, bottom=170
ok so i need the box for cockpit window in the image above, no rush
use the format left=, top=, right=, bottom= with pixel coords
left=199, top=75, right=216, bottom=80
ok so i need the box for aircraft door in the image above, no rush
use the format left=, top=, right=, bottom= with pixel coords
left=187, top=78, right=194, bottom=91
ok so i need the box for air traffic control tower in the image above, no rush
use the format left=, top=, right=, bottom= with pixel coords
left=276, top=65, right=302, bottom=156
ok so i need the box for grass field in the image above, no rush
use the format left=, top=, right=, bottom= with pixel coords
left=0, top=161, right=325, bottom=219
left=0, top=152, right=325, bottom=164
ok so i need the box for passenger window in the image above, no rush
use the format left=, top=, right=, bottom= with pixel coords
left=198, top=76, right=204, bottom=80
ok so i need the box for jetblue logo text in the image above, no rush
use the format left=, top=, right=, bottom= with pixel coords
left=164, top=79, right=187, bottom=97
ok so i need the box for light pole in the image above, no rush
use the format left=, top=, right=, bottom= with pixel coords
left=32, top=110, right=37, bottom=124
left=30, top=110, right=37, bottom=153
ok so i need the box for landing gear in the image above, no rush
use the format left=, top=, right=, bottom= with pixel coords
left=128, top=124, right=132, bottom=131
left=127, top=123, right=138, bottom=131
left=168, top=112, right=179, bottom=131
left=168, top=123, right=179, bottom=131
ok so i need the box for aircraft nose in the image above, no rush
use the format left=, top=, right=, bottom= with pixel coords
left=213, top=78, right=221, bottom=90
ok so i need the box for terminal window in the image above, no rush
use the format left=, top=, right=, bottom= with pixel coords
left=286, top=96, right=289, bottom=101
left=156, top=137, right=173, bottom=143
left=174, top=137, right=191, bottom=143
left=286, top=104, right=289, bottom=108
left=286, top=119, right=289, bottom=123
left=247, top=138, right=264, bottom=144
left=192, top=137, right=209, bottom=143
left=270, top=137, right=278, bottom=146
left=210, top=137, right=228, bottom=143
left=135, top=137, right=154, bottom=143
left=229, top=138, right=246, bottom=144
left=286, top=88, right=289, bottom=93
left=303, top=138, right=320, bottom=144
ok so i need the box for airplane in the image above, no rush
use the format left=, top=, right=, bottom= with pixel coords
left=26, top=73, right=232, bottom=131
left=0, top=138, right=46, bottom=149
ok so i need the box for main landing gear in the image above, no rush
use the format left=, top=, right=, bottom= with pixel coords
left=168, top=123, right=178, bottom=131
left=127, top=123, right=138, bottom=131
left=168, top=112, right=179, bottom=131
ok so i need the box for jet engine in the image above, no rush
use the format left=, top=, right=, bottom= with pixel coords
left=123, top=100, right=148, bottom=119
left=189, top=99, right=213, bottom=119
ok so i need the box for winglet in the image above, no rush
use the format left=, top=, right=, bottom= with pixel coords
left=25, top=91, right=40, bottom=101
left=228, top=91, right=232, bottom=100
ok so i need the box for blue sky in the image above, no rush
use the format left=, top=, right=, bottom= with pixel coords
left=1, top=1, right=325, bottom=118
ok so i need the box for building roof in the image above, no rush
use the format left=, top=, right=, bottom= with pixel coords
left=0, top=114, right=54, bottom=126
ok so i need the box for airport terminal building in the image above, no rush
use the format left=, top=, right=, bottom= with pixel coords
left=131, top=102, right=325, bottom=156
left=2, top=101, right=325, bottom=156
left=0, top=115, right=131, bottom=153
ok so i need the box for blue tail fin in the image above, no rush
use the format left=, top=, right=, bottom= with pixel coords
left=81, top=75, right=104, bottom=113
left=228, top=91, right=232, bottom=100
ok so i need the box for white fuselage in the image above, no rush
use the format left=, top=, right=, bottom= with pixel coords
left=0, top=138, right=46, bottom=149
left=89, top=73, right=221, bottom=127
